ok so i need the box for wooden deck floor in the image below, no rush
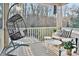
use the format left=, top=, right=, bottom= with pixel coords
left=0, top=36, right=57, bottom=56
left=0, top=36, right=79, bottom=56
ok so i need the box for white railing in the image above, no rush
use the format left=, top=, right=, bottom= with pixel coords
left=24, top=27, right=56, bottom=41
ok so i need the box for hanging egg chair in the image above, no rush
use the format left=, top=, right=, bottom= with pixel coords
left=0, top=3, right=29, bottom=56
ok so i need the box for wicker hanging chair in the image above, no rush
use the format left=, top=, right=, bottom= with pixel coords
left=0, top=3, right=29, bottom=56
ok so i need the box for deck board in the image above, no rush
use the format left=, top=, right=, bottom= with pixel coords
left=0, top=36, right=79, bottom=56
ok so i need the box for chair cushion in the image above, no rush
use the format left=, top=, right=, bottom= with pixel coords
left=10, top=31, right=24, bottom=40
left=54, top=30, right=62, bottom=36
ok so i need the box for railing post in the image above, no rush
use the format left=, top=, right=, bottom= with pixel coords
left=56, top=5, right=63, bottom=30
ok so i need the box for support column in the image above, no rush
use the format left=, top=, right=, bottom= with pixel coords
left=0, top=4, right=4, bottom=48
left=4, top=3, right=9, bottom=48
left=56, top=5, right=63, bottom=29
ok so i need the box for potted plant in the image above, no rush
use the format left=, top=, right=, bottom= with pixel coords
left=53, top=28, right=57, bottom=32
left=63, top=41, right=75, bottom=56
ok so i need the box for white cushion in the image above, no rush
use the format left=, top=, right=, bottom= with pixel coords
left=62, top=38, right=73, bottom=42
left=46, top=40, right=62, bottom=45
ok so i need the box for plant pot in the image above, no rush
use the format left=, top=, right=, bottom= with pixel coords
left=66, top=49, right=72, bottom=56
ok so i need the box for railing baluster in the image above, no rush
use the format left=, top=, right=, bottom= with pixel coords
left=33, top=28, right=34, bottom=37
left=34, top=28, right=36, bottom=38
left=28, top=28, right=29, bottom=37
left=40, top=28, right=41, bottom=40
left=37, top=28, right=39, bottom=40
left=46, top=28, right=47, bottom=36
left=36, top=28, right=38, bottom=39
left=47, top=27, right=50, bottom=36
left=32, top=28, right=33, bottom=37
left=30, top=28, right=31, bottom=37
left=40, top=28, right=43, bottom=40
left=29, top=28, right=30, bottom=37
left=42, top=28, right=44, bottom=40
left=31, top=28, right=32, bottom=37
left=26, top=28, right=28, bottom=36
left=38, top=28, right=40, bottom=40
left=26, top=27, right=56, bottom=41
left=45, top=28, right=47, bottom=37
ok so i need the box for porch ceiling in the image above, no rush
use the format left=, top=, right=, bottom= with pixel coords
left=41, top=3, right=68, bottom=7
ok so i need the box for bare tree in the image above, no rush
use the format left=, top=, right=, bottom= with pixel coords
left=66, top=4, right=79, bottom=27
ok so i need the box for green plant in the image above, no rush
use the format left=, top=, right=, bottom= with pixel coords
left=53, top=28, right=57, bottom=32
left=63, top=41, right=75, bottom=49
left=63, top=41, right=76, bottom=56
